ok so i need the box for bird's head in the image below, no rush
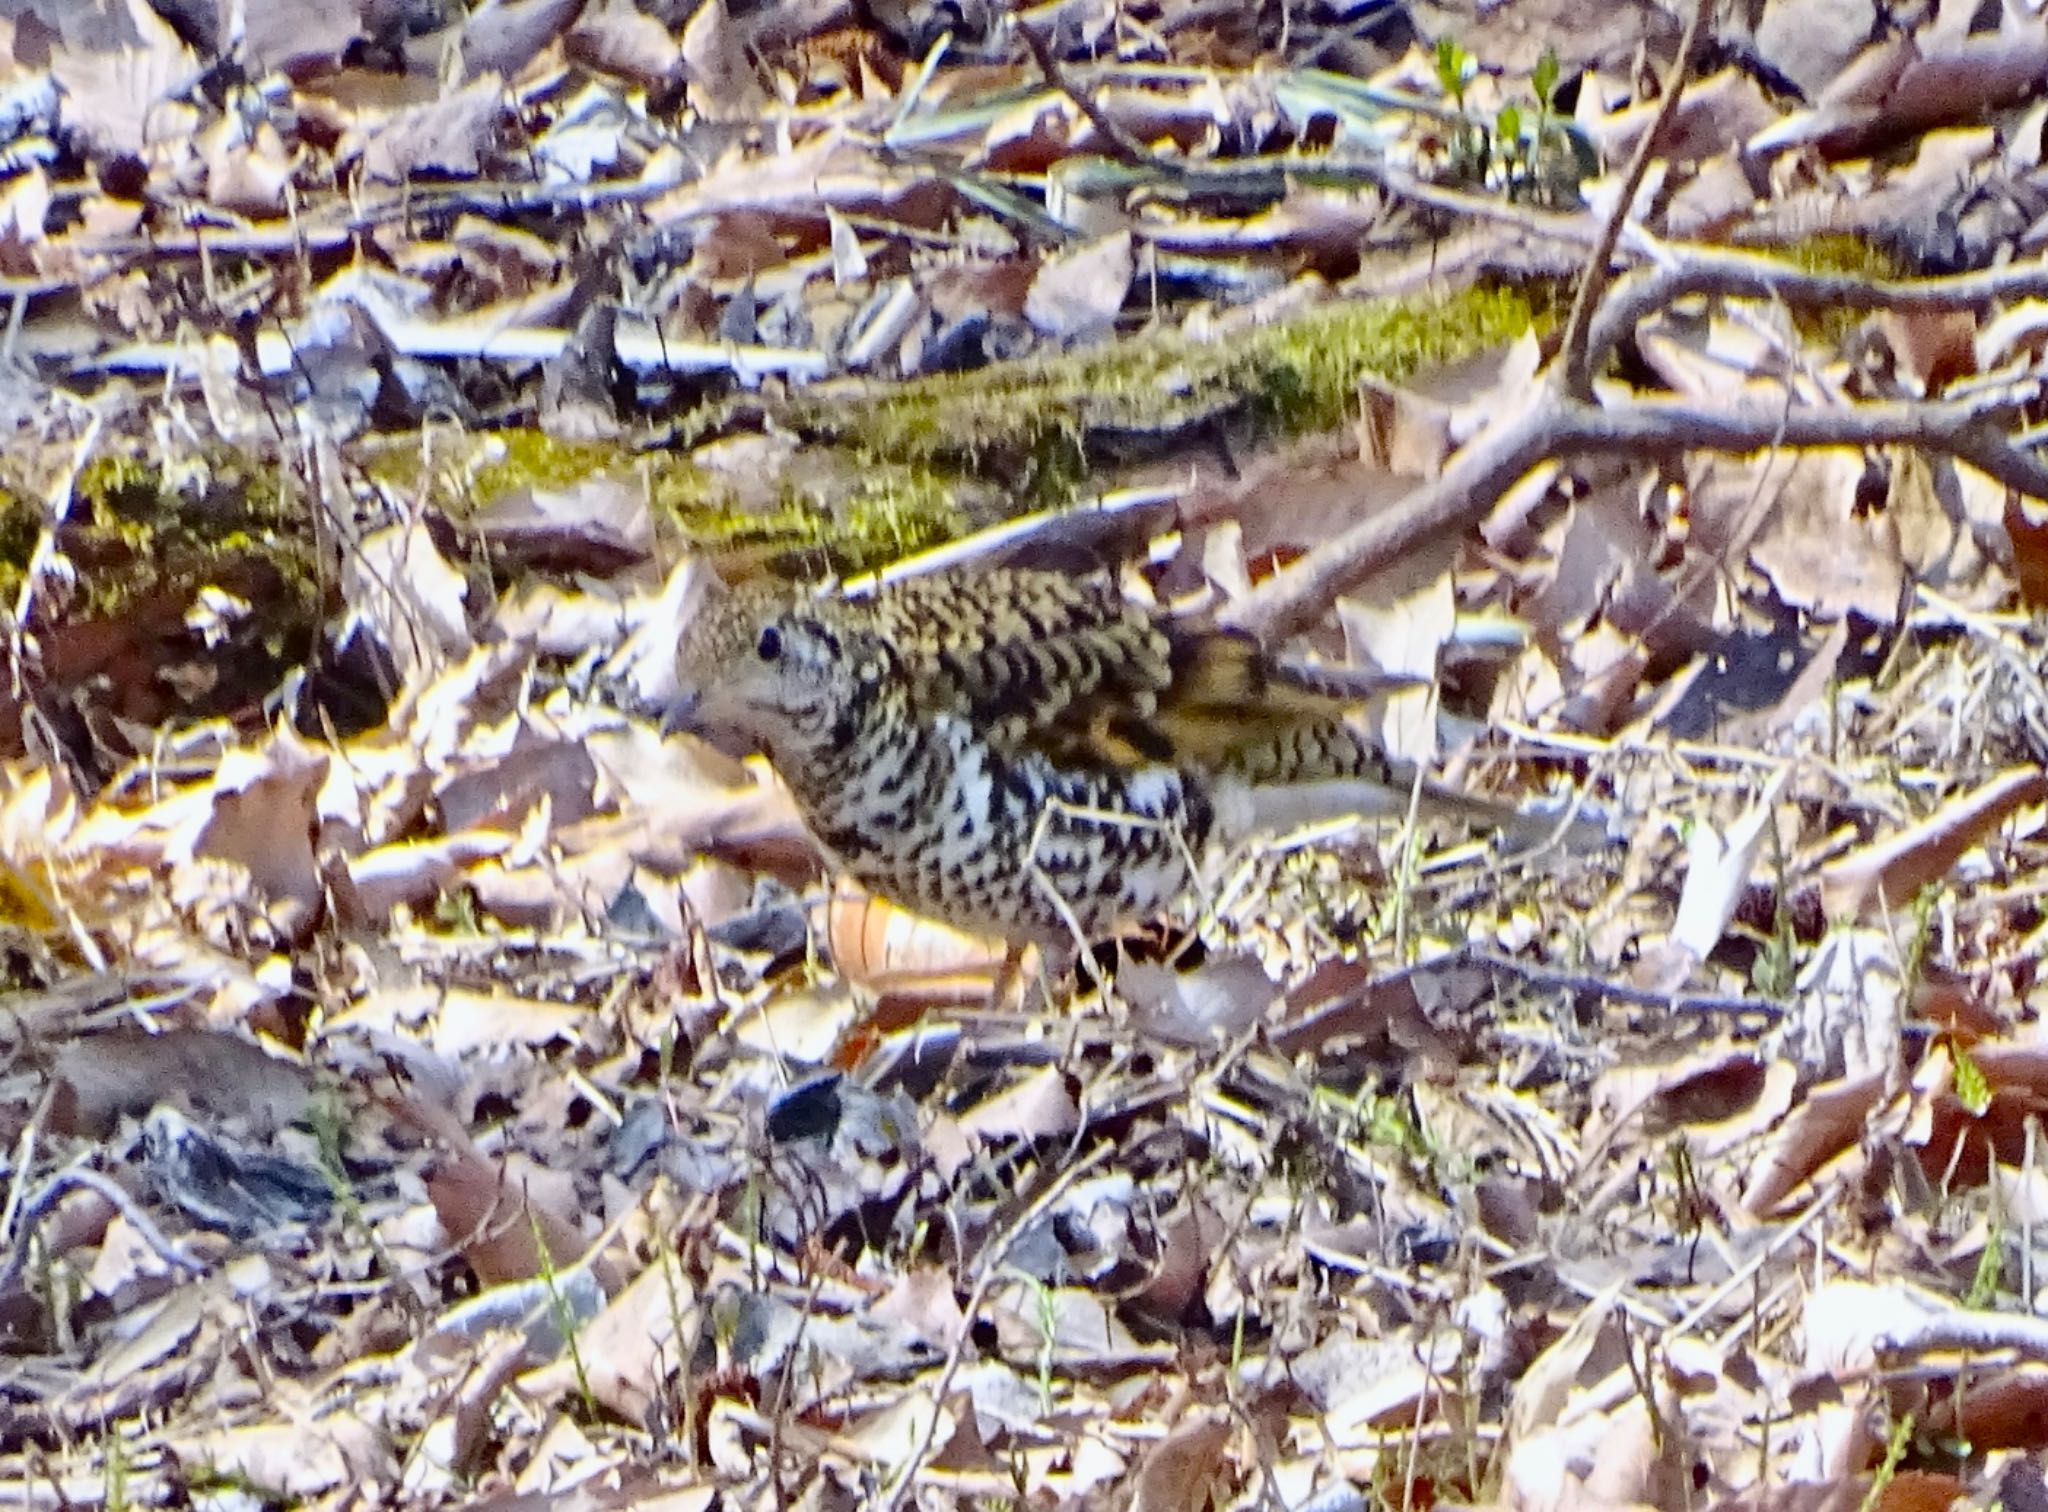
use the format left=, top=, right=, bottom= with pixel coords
left=673, top=584, right=895, bottom=763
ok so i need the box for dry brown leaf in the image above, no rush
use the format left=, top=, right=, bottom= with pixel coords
left=2007, top=492, right=2048, bottom=606
left=1668, top=769, right=1788, bottom=964
left=839, top=1390, right=953, bottom=1472
left=728, top=984, right=864, bottom=1063
left=1814, top=33, right=1917, bottom=109
left=201, top=118, right=298, bottom=217
left=1900, top=1037, right=2048, bottom=1185
left=1924, top=1367, right=2048, bottom=1452
left=1409, top=0, right=1679, bottom=72
left=1337, top=563, right=1456, bottom=765
left=347, top=73, right=506, bottom=181
left=681, top=0, right=770, bottom=120
left=181, top=1419, right=396, bottom=1499
left=1181, top=430, right=1414, bottom=565
left=425, top=1143, right=591, bottom=1286
left=337, top=984, right=586, bottom=1055
left=977, top=92, right=1080, bottom=172
left=869, top=1266, right=970, bottom=1350
left=50, top=1027, right=313, bottom=1137
left=1147, top=190, right=1382, bottom=269
left=650, top=132, right=951, bottom=234
left=343, top=520, right=474, bottom=677
left=48, top=0, right=200, bottom=156
left=456, top=0, right=584, bottom=83
left=0, top=761, right=82, bottom=932
left=1128, top=1412, right=1233, bottom=1512
left=60, top=1287, right=208, bottom=1426
left=344, top=832, right=515, bottom=917
left=467, top=470, right=653, bottom=569
left=171, top=731, right=329, bottom=935
left=1877, top=308, right=1978, bottom=396
left=1766, top=33, right=2048, bottom=154
left=1742, top=1071, right=1887, bottom=1214
left=827, top=885, right=1006, bottom=988
left=1024, top=228, right=1133, bottom=343
left=957, top=1064, right=1080, bottom=1144
left=1291, top=1327, right=1461, bottom=1445
left=1120, top=953, right=1280, bottom=1045
left=1585, top=1050, right=1796, bottom=1163
left=1581, top=67, right=1778, bottom=161
left=530, top=1250, right=701, bottom=1421
left=1752, top=0, right=1877, bottom=100
left=0, top=163, right=48, bottom=256
left=567, top=0, right=683, bottom=86
left=1702, top=447, right=1905, bottom=622
left=1127, top=1197, right=1227, bottom=1320
left=1503, top=1397, right=1668, bottom=1512
left=1364, top=326, right=1542, bottom=477
left=241, top=0, right=372, bottom=73
left=1557, top=619, right=1652, bottom=734
left=1506, top=1282, right=1623, bottom=1444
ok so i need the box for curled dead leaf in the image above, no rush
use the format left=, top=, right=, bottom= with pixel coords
left=826, top=885, right=1008, bottom=991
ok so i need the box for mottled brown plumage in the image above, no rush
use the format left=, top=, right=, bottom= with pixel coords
left=672, top=565, right=1498, bottom=948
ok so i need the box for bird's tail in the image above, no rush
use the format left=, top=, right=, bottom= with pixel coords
left=1217, top=719, right=1614, bottom=854
left=1235, top=774, right=1612, bottom=853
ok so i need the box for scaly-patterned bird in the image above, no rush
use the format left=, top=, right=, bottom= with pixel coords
left=672, top=564, right=1532, bottom=951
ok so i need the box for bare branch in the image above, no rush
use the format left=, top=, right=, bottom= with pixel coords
left=1222, top=387, right=2048, bottom=642
left=1017, top=23, right=1161, bottom=170
left=1585, top=247, right=2048, bottom=373
left=1221, top=397, right=1569, bottom=642
left=1556, top=0, right=1715, bottom=398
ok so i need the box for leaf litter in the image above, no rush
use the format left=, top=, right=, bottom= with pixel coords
left=8, top=0, right=2048, bottom=1507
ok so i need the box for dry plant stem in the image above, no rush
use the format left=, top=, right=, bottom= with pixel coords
left=1266, top=947, right=1783, bottom=1068
left=1461, top=949, right=1783, bottom=1018
left=877, top=1140, right=1116, bottom=1511
left=1223, top=387, right=2048, bottom=643
left=1556, top=0, right=1714, bottom=400
left=1350, top=161, right=1610, bottom=244
left=1659, top=1186, right=1838, bottom=1342
left=0, top=1084, right=51, bottom=1264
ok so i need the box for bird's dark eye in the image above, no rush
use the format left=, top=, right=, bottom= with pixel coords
left=756, top=626, right=783, bottom=662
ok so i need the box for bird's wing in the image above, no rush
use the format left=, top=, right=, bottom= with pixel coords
left=839, top=569, right=1176, bottom=765
left=845, top=568, right=1384, bottom=773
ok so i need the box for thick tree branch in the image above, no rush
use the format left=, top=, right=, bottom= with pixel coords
left=1585, top=247, right=2048, bottom=374
left=1221, top=383, right=2048, bottom=643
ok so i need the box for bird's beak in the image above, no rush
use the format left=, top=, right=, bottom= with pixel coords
left=660, top=690, right=701, bottom=737
left=664, top=684, right=765, bottom=760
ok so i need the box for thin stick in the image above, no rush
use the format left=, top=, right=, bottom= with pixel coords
left=1017, top=23, right=1160, bottom=169
left=1556, top=0, right=1715, bottom=399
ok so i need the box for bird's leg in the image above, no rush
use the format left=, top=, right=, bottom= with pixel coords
left=1021, top=795, right=1207, bottom=1002
left=988, top=940, right=1037, bottom=1013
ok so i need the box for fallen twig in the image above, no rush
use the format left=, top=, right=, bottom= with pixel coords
left=1557, top=0, right=1715, bottom=399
